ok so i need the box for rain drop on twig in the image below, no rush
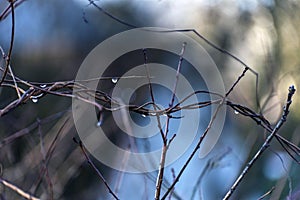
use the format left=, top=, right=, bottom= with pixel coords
left=96, top=120, right=103, bottom=127
left=111, top=78, right=118, bottom=84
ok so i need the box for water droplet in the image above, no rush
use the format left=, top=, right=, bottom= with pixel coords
left=96, top=120, right=103, bottom=127
left=142, top=114, right=146, bottom=118
left=32, top=98, right=38, bottom=103
left=111, top=78, right=118, bottom=84
left=234, top=110, right=239, bottom=115
left=40, top=84, right=47, bottom=88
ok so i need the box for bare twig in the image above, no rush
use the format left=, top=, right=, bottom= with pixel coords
left=37, top=120, right=53, bottom=200
left=0, top=0, right=27, bottom=21
left=0, top=177, right=40, bottom=200
left=142, top=48, right=165, bottom=140
left=155, top=42, right=186, bottom=200
left=168, top=168, right=176, bottom=200
left=8, top=64, right=21, bottom=98
left=0, top=3, right=298, bottom=199
left=169, top=42, right=187, bottom=109
left=223, top=85, right=296, bottom=200
left=31, top=118, right=70, bottom=196
left=270, top=129, right=300, bottom=199
left=0, top=0, right=15, bottom=86
left=257, top=187, right=275, bottom=200
left=1, top=72, right=298, bottom=163
left=161, top=99, right=225, bottom=200
left=73, top=138, right=120, bottom=200
left=161, top=66, right=252, bottom=200
left=0, top=110, right=68, bottom=148
left=190, top=148, right=231, bottom=200
left=227, top=101, right=300, bottom=163
left=87, top=0, right=137, bottom=28
left=88, top=0, right=261, bottom=110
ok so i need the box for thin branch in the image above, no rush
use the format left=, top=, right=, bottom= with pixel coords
left=0, top=0, right=15, bottom=86
left=0, top=110, right=68, bottom=148
left=0, top=0, right=27, bottom=21
left=142, top=48, right=165, bottom=140
left=73, top=138, right=120, bottom=200
left=190, top=148, right=231, bottom=200
left=8, top=64, right=21, bottom=98
left=169, top=42, right=187, bottom=109
left=155, top=144, right=168, bottom=200
left=87, top=0, right=137, bottom=28
left=161, top=68, right=265, bottom=199
left=226, top=67, right=248, bottom=96
left=37, top=120, right=53, bottom=200
left=0, top=177, right=40, bottom=200
left=1, top=74, right=298, bottom=163
left=31, top=118, right=70, bottom=196
left=168, top=168, right=176, bottom=200
left=155, top=42, right=186, bottom=200
left=223, top=85, right=296, bottom=200
left=88, top=0, right=262, bottom=111
left=257, top=187, right=275, bottom=200
left=161, top=98, right=226, bottom=200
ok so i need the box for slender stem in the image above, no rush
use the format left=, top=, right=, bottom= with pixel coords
left=0, top=177, right=40, bottom=200
left=74, top=138, right=120, bottom=200
left=223, top=85, right=296, bottom=200
left=155, top=43, right=186, bottom=200
left=155, top=144, right=168, bottom=200
left=143, top=49, right=165, bottom=140
left=169, top=42, right=186, bottom=108
left=0, top=0, right=15, bottom=86
left=161, top=99, right=225, bottom=200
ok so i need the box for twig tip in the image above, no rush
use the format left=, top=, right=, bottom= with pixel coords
left=289, top=85, right=296, bottom=94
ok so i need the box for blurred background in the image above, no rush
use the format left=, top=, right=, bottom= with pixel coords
left=0, top=0, right=299, bottom=199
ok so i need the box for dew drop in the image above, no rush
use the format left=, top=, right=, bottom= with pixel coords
left=32, top=98, right=38, bottom=103
left=111, top=78, right=118, bottom=84
left=96, top=121, right=102, bottom=127
left=40, top=84, right=47, bottom=88
left=234, top=110, right=239, bottom=115
left=142, top=114, right=146, bottom=118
